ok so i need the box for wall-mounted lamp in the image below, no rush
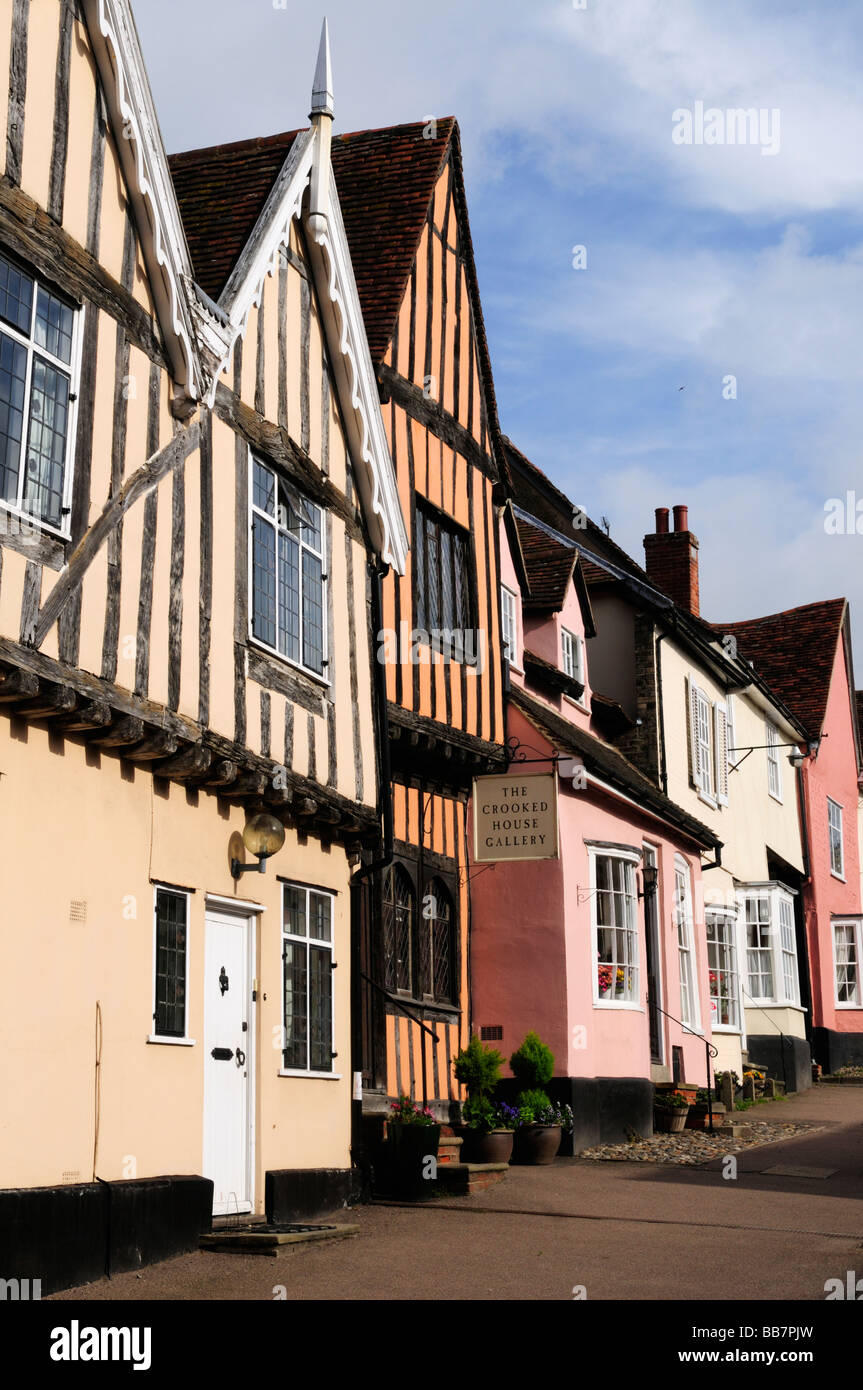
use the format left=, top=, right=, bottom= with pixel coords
left=638, top=863, right=659, bottom=900
left=788, top=749, right=807, bottom=768
left=231, top=812, right=286, bottom=879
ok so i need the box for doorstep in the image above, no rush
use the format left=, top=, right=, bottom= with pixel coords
left=200, top=1222, right=360, bottom=1254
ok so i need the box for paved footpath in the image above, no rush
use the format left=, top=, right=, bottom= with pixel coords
left=51, top=1086, right=863, bottom=1302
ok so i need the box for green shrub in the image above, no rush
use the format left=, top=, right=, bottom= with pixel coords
left=510, top=1031, right=554, bottom=1091
left=515, top=1088, right=552, bottom=1120
left=462, top=1095, right=495, bottom=1132
left=454, top=1034, right=504, bottom=1099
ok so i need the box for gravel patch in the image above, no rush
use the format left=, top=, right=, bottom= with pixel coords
left=578, top=1120, right=824, bottom=1167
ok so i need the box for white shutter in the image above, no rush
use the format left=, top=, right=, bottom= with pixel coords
left=686, top=676, right=703, bottom=790
left=714, top=703, right=729, bottom=805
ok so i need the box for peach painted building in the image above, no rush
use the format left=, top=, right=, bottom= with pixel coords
left=0, top=2, right=407, bottom=1288
left=470, top=502, right=722, bottom=1149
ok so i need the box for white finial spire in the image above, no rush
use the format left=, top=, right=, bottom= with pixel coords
left=310, top=18, right=334, bottom=119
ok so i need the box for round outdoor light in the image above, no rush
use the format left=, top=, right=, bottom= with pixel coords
left=232, top=813, right=286, bottom=879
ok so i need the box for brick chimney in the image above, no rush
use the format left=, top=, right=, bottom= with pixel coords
left=643, top=505, right=700, bottom=616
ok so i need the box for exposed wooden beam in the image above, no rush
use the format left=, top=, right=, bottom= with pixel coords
left=155, top=745, right=212, bottom=780
left=91, top=715, right=145, bottom=748
left=126, top=730, right=179, bottom=762
left=0, top=669, right=39, bottom=701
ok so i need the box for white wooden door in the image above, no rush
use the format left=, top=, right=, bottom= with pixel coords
left=203, top=909, right=254, bottom=1215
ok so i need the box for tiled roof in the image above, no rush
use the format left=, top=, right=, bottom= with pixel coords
left=169, top=131, right=303, bottom=303
left=715, top=599, right=847, bottom=739
left=513, top=687, right=720, bottom=851
left=331, top=120, right=454, bottom=364
left=169, top=119, right=454, bottom=366
left=515, top=514, right=575, bottom=610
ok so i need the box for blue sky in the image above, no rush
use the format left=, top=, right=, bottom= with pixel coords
left=137, top=0, right=863, bottom=658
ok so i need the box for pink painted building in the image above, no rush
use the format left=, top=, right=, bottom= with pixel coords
left=470, top=505, right=721, bottom=1149
left=723, top=602, right=863, bottom=1072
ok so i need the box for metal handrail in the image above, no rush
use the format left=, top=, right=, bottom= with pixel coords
left=649, top=997, right=719, bottom=1131
left=360, top=971, right=437, bottom=1107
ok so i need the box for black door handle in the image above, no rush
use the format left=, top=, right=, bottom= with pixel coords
left=235, top=1048, right=246, bottom=1067
left=211, top=1047, right=233, bottom=1061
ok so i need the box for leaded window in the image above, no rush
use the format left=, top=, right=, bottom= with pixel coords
left=282, top=883, right=334, bottom=1073
left=154, top=888, right=189, bottom=1038
left=415, top=498, right=473, bottom=633
left=421, top=878, right=454, bottom=1004
left=0, top=249, right=78, bottom=532
left=383, top=864, right=414, bottom=995
left=251, top=456, right=326, bottom=677
left=592, top=852, right=639, bottom=1003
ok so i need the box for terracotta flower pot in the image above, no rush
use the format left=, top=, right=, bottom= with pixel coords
left=462, top=1128, right=515, bottom=1164
left=512, top=1124, right=561, bottom=1165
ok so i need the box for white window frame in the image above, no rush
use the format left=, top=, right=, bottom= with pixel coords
left=726, top=694, right=741, bottom=770
left=766, top=719, right=782, bottom=802
left=674, top=856, right=701, bottom=1031
left=0, top=248, right=83, bottom=540
left=687, top=677, right=716, bottom=805
left=832, top=918, right=863, bottom=1008
left=561, top=627, right=583, bottom=684
left=706, top=907, right=740, bottom=1032
left=248, top=450, right=329, bottom=683
left=713, top=701, right=729, bottom=806
left=741, top=885, right=800, bottom=1007
left=828, top=798, right=845, bottom=880
left=279, top=881, right=338, bottom=1078
left=148, top=885, right=195, bottom=1046
left=589, top=847, right=641, bottom=1009
left=500, top=585, right=519, bottom=669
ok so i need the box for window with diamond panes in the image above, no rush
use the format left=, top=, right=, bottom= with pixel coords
left=282, top=883, right=334, bottom=1073
left=0, top=250, right=77, bottom=532
left=421, top=878, right=454, bottom=1004
left=382, top=864, right=414, bottom=995
left=415, top=498, right=474, bottom=634
left=251, top=457, right=326, bottom=676
left=154, top=889, right=188, bottom=1038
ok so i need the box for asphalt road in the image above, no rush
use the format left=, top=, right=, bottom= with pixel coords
left=50, top=1085, right=863, bottom=1302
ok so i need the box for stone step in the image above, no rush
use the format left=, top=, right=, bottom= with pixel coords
left=436, top=1134, right=463, bottom=1166
left=432, top=1162, right=508, bottom=1197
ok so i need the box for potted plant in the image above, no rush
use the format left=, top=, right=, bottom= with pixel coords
left=386, top=1095, right=441, bottom=1196
left=453, top=1034, right=513, bottom=1162
left=509, top=1033, right=562, bottom=1164
left=653, top=1090, right=690, bottom=1133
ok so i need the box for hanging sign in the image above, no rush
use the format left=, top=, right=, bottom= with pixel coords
left=472, top=772, right=559, bottom=862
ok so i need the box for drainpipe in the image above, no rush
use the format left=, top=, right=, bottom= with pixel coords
left=655, top=629, right=669, bottom=795
left=349, top=563, right=394, bottom=1189
left=794, top=760, right=816, bottom=1055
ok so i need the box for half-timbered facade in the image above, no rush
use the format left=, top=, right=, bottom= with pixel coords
left=0, top=0, right=406, bottom=1274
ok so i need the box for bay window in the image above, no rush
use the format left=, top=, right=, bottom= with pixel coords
left=706, top=909, right=739, bottom=1030
left=674, top=857, right=700, bottom=1029
left=741, top=885, right=800, bottom=1007
left=590, top=849, right=639, bottom=1005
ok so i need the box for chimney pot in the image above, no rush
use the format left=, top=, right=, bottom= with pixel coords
left=655, top=507, right=669, bottom=535
left=673, top=504, right=689, bottom=533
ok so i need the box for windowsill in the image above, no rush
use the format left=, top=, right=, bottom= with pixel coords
left=768, top=790, right=783, bottom=804
left=830, top=871, right=847, bottom=883
left=593, top=1000, right=644, bottom=1012
left=563, top=694, right=591, bottom=716
left=278, top=1069, right=342, bottom=1080
left=247, top=634, right=330, bottom=691
left=147, top=1035, right=196, bottom=1046
left=710, top=1024, right=742, bottom=1034
left=0, top=503, right=69, bottom=568
left=696, top=789, right=717, bottom=810
left=835, top=1002, right=863, bottom=1010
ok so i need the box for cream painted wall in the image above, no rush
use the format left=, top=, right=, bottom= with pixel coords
left=0, top=718, right=352, bottom=1205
